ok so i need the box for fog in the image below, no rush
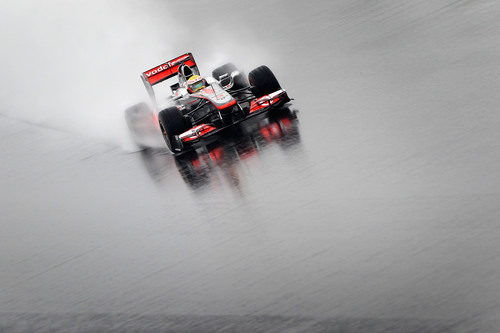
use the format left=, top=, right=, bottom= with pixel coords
left=1, top=0, right=500, bottom=332
left=0, top=0, right=271, bottom=146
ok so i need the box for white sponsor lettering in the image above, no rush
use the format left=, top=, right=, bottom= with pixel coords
left=145, top=54, right=191, bottom=77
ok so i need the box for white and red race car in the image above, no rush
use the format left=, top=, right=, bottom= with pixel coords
left=128, top=52, right=291, bottom=154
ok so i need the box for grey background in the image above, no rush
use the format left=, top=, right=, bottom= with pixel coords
left=1, top=0, right=499, bottom=331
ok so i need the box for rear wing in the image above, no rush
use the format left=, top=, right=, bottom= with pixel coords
left=141, top=53, right=199, bottom=108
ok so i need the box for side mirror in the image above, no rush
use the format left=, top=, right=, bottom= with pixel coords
left=219, top=71, right=240, bottom=89
left=172, top=88, right=188, bottom=100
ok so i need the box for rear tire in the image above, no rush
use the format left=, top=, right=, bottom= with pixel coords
left=248, top=65, right=281, bottom=98
left=212, top=63, right=249, bottom=90
left=158, top=107, right=190, bottom=152
left=124, top=102, right=153, bottom=149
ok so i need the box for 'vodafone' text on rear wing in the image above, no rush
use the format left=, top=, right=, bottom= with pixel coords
left=141, top=53, right=199, bottom=109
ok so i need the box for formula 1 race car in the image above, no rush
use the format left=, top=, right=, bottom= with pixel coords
left=132, top=52, right=290, bottom=154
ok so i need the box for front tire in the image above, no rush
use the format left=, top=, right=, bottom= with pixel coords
left=158, top=107, right=190, bottom=152
left=248, top=65, right=281, bottom=98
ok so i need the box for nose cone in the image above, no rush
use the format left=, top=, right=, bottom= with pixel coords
left=192, top=83, right=236, bottom=110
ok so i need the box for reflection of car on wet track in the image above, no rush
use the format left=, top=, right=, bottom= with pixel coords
left=125, top=53, right=292, bottom=154
left=138, top=108, right=301, bottom=191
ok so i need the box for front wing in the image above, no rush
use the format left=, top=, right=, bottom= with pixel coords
left=172, top=89, right=289, bottom=151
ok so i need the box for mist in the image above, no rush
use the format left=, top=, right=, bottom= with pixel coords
left=0, top=0, right=270, bottom=146
left=2, top=1, right=500, bottom=331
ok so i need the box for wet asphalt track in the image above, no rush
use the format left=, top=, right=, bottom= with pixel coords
left=1, top=0, right=500, bottom=332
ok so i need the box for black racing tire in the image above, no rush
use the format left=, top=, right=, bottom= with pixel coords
left=124, top=102, right=153, bottom=149
left=125, top=102, right=152, bottom=132
left=248, top=65, right=281, bottom=98
left=125, top=102, right=151, bottom=121
left=158, top=107, right=190, bottom=152
left=212, top=63, right=249, bottom=90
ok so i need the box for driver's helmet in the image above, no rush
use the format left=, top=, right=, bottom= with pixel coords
left=187, top=75, right=206, bottom=93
